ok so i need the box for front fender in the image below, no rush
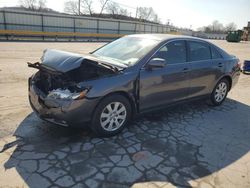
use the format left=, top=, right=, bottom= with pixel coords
left=79, top=71, right=138, bottom=99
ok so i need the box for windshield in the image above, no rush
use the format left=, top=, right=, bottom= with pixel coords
left=92, top=37, right=159, bottom=66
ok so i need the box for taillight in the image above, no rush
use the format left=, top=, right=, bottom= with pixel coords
left=236, top=62, right=241, bottom=68
left=235, top=59, right=241, bottom=69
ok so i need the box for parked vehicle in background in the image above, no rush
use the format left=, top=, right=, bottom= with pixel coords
left=28, top=34, right=241, bottom=137
left=241, top=60, right=250, bottom=73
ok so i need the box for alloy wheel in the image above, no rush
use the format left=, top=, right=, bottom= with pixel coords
left=214, top=82, right=227, bottom=103
left=100, top=102, right=127, bottom=131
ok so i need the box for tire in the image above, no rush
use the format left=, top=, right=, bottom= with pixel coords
left=91, top=94, right=132, bottom=137
left=209, top=78, right=229, bottom=106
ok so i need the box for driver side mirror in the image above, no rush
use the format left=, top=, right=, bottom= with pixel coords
left=146, top=58, right=166, bottom=70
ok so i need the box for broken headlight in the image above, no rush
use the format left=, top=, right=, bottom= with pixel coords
left=47, top=88, right=88, bottom=100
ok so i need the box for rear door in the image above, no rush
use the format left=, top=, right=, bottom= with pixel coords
left=187, top=40, right=224, bottom=98
left=139, top=40, right=190, bottom=111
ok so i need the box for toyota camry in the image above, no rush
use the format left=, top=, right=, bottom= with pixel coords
left=28, top=34, right=240, bottom=137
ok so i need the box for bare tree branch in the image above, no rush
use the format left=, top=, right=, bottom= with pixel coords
left=152, top=14, right=161, bottom=24
left=64, top=0, right=79, bottom=15
left=81, top=0, right=94, bottom=15
left=106, top=1, right=129, bottom=16
left=136, top=7, right=160, bottom=23
left=119, top=8, right=129, bottom=16
left=211, top=20, right=224, bottom=32
left=19, top=0, right=37, bottom=10
left=225, top=22, right=237, bottom=32
left=19, top=0, right=47, bottom=11
left=37, top=0, right=46, bottom=10
left=99, top=0, right=109, bottom=15
left=106, top=1, right=119, bottom=15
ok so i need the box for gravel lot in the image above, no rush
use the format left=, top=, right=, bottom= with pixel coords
left=0, top=40, right=250, bottom=187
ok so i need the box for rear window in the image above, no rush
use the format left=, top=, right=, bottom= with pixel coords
left=189, top=41, right=211, bottom=61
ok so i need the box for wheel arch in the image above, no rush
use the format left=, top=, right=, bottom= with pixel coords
left=210, top=75, right=232, bottom=95
left=92, top=91, right=138, bottom=120
left=220, top=75, right=232, bottom=91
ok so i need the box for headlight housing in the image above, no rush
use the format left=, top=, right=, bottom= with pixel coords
left=47, top=88, right=88, bottom=100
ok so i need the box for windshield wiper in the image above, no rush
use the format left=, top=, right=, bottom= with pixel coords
left=93, top=55, right=128, bottom=67
left=105, top=56, right=130, bottom=66
left=98, top=62, right=119, bottom=72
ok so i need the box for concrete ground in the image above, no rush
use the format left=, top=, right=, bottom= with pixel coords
left=0, top=40, right=250, bottom=188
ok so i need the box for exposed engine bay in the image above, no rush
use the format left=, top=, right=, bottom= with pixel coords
left=29, top=58, right=116, bottom=98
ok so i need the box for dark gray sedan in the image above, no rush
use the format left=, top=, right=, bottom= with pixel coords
left=28, top=34, right=240, bottom=136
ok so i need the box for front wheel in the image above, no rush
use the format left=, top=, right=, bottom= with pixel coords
left=209, top=78, right=229, bottom=106
left=91, top=94, right=131, bottom=137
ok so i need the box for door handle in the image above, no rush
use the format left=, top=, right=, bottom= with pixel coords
left=218, top=63, right=223, bottom=67
left=183, top=68, right=189, bottom=73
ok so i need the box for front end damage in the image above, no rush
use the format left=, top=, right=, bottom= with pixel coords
left=28, top=49, right=118, bottom=126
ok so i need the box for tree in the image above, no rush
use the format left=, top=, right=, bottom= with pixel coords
left=136, top=7, right=153, bottom=20
left=19, top=0, right=37, bottom=10
left=64, top=0, right=79, bottom=15
left=81, top=0, right=94, bottom=15
left=198, top=20, right=227, bottom=33
left=105, top=1, right=130, bottom=16
left=204, top=26, right=212, bottom=33
left=119, top=7, right=129, bottom=16
left=198, top=26, right=212, bottom=33
left=99, top=0, right=109, bottom=15
left=19, top=0, right=47, bottom=11
left=211, top=20, right=224, bottom=32
left=136, top=7, right=160, bottom=23
left=152, top=14, right=161, bottom=24
left=106, top=1, right=120, bottom=15
left=225, top=22, right=237, bottom=32
left=198, top=20, right=237, bottom=34
left=37, top=0, right=46, bottom=10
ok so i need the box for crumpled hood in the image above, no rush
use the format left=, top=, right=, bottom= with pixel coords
left=41, top=49, right=126, bottom=73
left=41, top=49, right=85, bottom=72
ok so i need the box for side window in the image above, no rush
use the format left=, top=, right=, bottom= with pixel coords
left=153, top=40, right=186, bottom=64
left=211, top=46, right=222, bottom=59
left=189, top=41, right=211, bottom=61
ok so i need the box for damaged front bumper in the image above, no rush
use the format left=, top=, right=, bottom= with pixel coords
left=28, top=77, right=99, bottom=127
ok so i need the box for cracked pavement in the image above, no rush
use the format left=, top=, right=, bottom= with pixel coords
left=0, top=41, right=250, bottom=188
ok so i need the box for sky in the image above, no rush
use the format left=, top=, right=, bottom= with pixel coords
left=0, top=0, right=249, bottom=30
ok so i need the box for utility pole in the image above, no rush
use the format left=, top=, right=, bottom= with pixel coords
left=78, top=0, right=81, bottom=15
left=167, top=19, right=170, bottom=25
left=135, top=7, right=138, bottom=18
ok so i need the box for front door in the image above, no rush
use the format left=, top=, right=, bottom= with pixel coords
left=139, top=40, right=190, bottom=111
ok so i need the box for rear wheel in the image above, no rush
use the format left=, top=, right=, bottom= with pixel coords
left=91, top=94, right=131, bottom=137
left=210, top=78, right=229, bottom=106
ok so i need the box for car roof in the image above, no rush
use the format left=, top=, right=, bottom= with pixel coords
left=126, top=33, right=202, bottom=42
left=125, top=34, right=230, bottom=58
